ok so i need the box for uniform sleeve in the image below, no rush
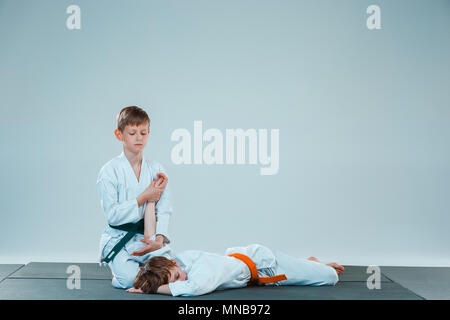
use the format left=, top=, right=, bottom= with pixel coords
left=96, top=177, right=141, bottom=226
left=155, top=163, right=173, bottom=243
left=168, top=280, right=198, bottom=296
left=168, top=277, right=217, bottom=297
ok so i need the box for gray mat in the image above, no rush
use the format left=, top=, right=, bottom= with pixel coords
left=202, top=282, right=423, bottom=300
left=338, top=266, right=392, bottom=282
left=381, top=266, right=450, bottom=300
left=0, top=278, right=422, bottom=300
left=0, top=265, right=24, bottom=282
left=8, top=263, right=388, bottom=282
left=8, top=262, right=112, bottom=280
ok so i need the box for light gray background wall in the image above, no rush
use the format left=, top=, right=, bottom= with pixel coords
left=0, top=0, right=449, bottom=266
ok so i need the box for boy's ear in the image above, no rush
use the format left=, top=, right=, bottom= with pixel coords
left=114, top=129, right=122, bottom=141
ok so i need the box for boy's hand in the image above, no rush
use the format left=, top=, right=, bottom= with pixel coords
left=144, top=173, right=168, bottom=202
left=126, top=287, right=144, bottom=294
left=144, top=180, right=162, bottom=202
left=130, top=237, right=163, bottom=256
left=155, top=173, right=168, bottom=189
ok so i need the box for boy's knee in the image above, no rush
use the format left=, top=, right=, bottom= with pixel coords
left=111, top=272, right=136, bottom=289
left=327, top=269, right=339, bottom=286
left=315, top=266, right=338, bottom=286
left=108, top=253, right=140, bottom=289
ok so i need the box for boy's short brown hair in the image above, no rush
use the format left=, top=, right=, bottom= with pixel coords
left=116, top=106, right=150, bottom=132
left=133, top=256, right=176, bottom=294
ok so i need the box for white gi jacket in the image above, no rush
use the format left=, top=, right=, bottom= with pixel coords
left=169, top=244, right=277, bottom=296
left=96, top=152, right=173, bottom=264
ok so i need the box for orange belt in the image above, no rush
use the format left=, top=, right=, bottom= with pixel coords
left=228, top=253, right=287, bottom=285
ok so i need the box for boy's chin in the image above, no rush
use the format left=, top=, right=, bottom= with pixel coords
left=125, top=145, right=144, bottom=152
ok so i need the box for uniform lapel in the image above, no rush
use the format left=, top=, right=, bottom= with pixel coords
left=120, top=151, right=145, bottom=186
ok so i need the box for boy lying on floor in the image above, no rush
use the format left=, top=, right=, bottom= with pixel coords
left=125, top=197, right=344, bottom=296
left=126, top=244, right=344, bottom=297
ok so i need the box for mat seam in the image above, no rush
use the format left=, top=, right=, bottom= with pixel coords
left=0, top=264, right=27, bottom=284
left=380, top=271, right=426, bottom=300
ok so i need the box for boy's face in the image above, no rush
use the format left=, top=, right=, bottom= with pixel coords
left=114, top=122, right=150, bottom=154
left=168, top=261, right=187, bottom=283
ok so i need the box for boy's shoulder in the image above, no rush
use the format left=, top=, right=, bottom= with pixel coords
left=144, top=158, right=169, bottom=173
left=97, top=154, right=125, bottom=179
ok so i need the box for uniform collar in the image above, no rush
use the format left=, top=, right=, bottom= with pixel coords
left=119, top=151, right=145, bottom=165
left=119, top=151, right=146, bottom=184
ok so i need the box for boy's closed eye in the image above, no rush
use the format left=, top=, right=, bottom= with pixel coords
left=169, top=266, right=187, bottom=283
left=129, top=131, right=147, bottom=136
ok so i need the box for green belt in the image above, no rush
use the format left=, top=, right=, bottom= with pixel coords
left=102, top=219, right=144, bottom=264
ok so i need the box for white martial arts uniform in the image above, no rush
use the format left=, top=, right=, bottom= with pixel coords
left=169, top=244, right=339, bottom=297
left=97, top=151, right=173, bottom=289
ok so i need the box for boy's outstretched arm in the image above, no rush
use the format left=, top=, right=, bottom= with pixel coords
left=154, top=165, right=172, bottom=243
left=143, top=201, right=156, bottom=240
left=156, top=284, right=172, bottom=295
left=126, top=285, right=172, bottom=295
left=131, top=200, right=163, bottom=256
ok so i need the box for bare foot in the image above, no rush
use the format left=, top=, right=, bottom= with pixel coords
left=326, top=262, right=345, bottom=275
left=307, top=256, right=344, bottom=275
left=307, top=256, right=320, bottom=263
